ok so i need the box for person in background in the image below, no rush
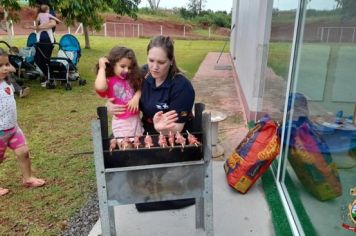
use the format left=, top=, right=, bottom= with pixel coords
left=106, top=35, right=195, bottom=211
left=25, top=0, right=59, bottom=87
left=35, top=4, right=61, bottom=44
left=0, top=48, right=45, bottom=197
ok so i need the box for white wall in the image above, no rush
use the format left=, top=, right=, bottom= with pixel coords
left=230, top=0, right=273, bottom=120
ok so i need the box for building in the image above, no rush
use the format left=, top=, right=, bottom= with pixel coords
left=230, top=0, right=356, bottom=235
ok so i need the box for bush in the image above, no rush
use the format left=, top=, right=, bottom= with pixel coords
left=195, top=12, right=231, bottom=28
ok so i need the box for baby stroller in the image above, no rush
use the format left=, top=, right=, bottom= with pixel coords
left=38, top=34, right=86, bottom=90
left=0, top=35, right=41, bottom=81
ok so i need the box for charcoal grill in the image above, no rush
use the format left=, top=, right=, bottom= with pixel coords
left=91, top=103, right=213, bottom=235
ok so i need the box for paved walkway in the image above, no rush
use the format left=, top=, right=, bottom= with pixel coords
left=89, top=52, right=274, bottom=236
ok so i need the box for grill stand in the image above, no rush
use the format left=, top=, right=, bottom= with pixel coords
left=91, top=104, right=213, bottom=235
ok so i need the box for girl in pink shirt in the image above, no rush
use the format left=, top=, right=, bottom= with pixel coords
left=95, top=47, right=144, bottom=142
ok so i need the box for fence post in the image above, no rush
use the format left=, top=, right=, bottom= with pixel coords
left=74, top=23, right=83, bottom=35
left=10, top=20, right=14, bottom=37
left=160, top=25, right=163, bottom=35
left=124, top=24, right=126, bottom=37
left=208, top=27, right=211, bottom=38
left=137, top=24, right=140, bottom=37
left=104, top=23, right=107, bottom=37
left=68, top=27, right=71, bottom=34
left=114, top=23, right=117, bottom=37
left=352, top=28, right=355, bottom=43
left=184, top=25, right=186, bottom=37
left=326, top=28, right=330, bottom=43
left=339, top=28, right=343, bottom=43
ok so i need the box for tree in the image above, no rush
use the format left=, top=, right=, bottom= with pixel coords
left=0, top=0, right=21, bottom=38
left=28, top=0, right=140, bottom=49
left=147, top=0, right=160, bottom=10
left=187, top=0, right=206, bottom=15
left=335, top=0, right=356, bottom=20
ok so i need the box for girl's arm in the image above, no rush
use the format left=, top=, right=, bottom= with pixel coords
left=127, top=90, right=141, bottom=112
left=95, top=57, right=109, bottom=92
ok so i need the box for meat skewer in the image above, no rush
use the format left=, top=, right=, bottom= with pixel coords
left=109, top=138, right=117, bottom=154
left=168, top=131, right=175, bottom=148
left=133, top=136, right=141, bottom=149
left=186, top=130, right=201, bottom=147
left=120, top=136, right=131, bottom=150
left=144, top=132, right=154, bottom=148
left=158, top=132, right=168, bottom=148
left=175, top=131, right=186, bottom=148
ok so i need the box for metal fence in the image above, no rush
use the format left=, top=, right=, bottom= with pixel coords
left=317, top=26, right=356, bottom=43
left=0, top=21, right=222, bottom=40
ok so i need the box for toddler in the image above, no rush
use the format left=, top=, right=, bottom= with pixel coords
left=95, top=46, right=144, bottom=141
left=0, top=48, right=45, bottom=196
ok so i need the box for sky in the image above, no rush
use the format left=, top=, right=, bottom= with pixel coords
left=273, top=0, right=337, bottom=10
left=138, top=0, right=233, bottom=13
left=138, top=0, right=338, bottom=12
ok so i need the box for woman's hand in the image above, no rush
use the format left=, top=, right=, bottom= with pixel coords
left=153, top=110, right=179, bottom=133
left=106, top=98, right=127, bottom=116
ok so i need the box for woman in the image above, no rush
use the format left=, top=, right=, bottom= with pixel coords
left=27, top=2, right=58, bottom=85
left=107, top=35, right=196, bottom=211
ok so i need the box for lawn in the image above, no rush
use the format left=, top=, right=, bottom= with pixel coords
left=0, top=35, right=228, bottom=235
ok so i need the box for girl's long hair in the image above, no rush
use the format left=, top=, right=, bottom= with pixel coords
left=96, top=46, right=142, bottom=91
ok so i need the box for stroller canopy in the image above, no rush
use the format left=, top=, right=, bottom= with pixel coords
left=27, top=32, right=37, bottom=47
left=59, top=34, right=81, bottom=52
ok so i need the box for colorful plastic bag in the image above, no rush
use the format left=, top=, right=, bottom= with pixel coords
left=287, top=116, right=342, bottom=201
left=224, top=115, right=280, bottom=193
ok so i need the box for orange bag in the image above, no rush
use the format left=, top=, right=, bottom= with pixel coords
left=224, top=115, right=280, bottom=193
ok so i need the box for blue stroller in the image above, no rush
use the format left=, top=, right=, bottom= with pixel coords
left=20, top=32, right=37, bottom=64
left=38, top=34, right=86, bottom=90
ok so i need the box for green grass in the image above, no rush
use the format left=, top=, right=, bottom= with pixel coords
left=0, top=35, right=228, bottom=235
left=267, top=42, right=293, bottom=79
left=262, top=168, right=317, bottom=236
left=192, top=28, right=229, bottom=40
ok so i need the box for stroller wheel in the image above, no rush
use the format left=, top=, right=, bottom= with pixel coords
left=46, top=81, right=56, bottom=89
left=79, top=79, right=86, bottom=86
left=65, top=83, right=72, bottom=90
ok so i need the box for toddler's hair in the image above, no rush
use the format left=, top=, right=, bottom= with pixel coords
left=40, top=4, right=49, bottom=13
left=97, top=46, right=142, bottom=91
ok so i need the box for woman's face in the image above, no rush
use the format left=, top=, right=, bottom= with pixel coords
left=147, top=47, right=171, bottom=82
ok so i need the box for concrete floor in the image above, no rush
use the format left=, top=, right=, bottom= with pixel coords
left=89, top=53, right=275, bottom=236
